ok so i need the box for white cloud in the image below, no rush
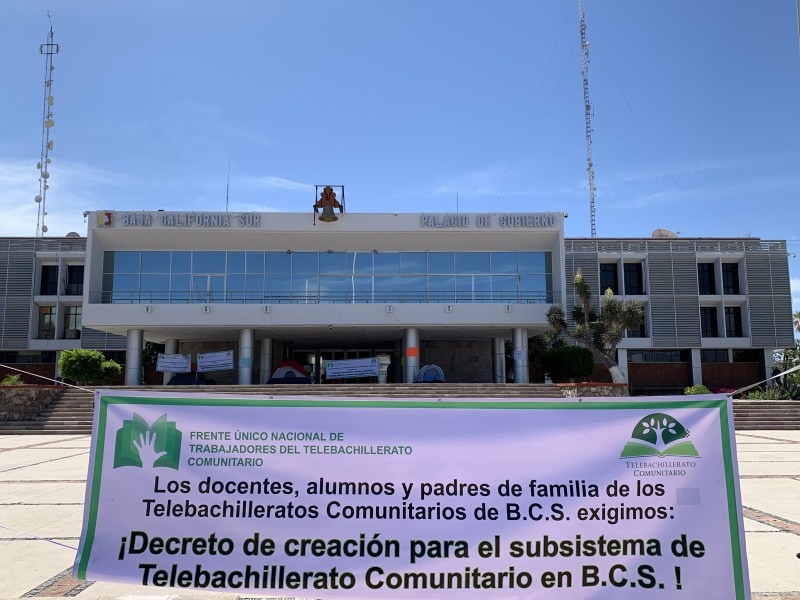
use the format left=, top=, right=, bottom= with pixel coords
left=428, top=162, right=582, bottom=202
left=0, top=158, right=132, bottom=237
left=245, top=175, right=314, bottom=192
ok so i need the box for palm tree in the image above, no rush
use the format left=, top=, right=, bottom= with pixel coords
left=547, top=270, right=644, bottom=384
left=794, top=310, right=800, bottom=335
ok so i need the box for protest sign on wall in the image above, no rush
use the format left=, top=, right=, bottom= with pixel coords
left=73, top=391, right=749, bottom=599
left=155, top=353, right=191, bottom=373
left=325, top=358, right=380, bottom=379
left=196, top=350, right=233, bottom=372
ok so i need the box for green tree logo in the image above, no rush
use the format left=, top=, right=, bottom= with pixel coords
left=620, top=413, right=699, bottom=458
left=113, top=413, right=182, bottom=469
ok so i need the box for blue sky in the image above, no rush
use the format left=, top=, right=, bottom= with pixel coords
left=1, top=1, right=799, bottom=315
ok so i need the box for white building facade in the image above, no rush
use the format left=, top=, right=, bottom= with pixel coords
left=82, top=210, right=566, bottom=385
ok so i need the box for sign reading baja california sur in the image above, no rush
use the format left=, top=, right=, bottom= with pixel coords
left=73, top=391, right=750, bottom=599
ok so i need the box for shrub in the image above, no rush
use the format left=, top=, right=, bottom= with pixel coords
left=539, top=345, right=595, bottom=383
left=101, top=360, right=122, bottom=384
left=1, top=374, right=24, bottom=385
left=59, top=349, right=121, bottom=385
left=745, top=386, right=789, bottom=400
left=782, top=377, right=800, bottom=400
left=684, top=384, right=711, bottom=395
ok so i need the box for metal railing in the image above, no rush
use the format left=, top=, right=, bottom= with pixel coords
left=90, top=290, right=560, bottom=305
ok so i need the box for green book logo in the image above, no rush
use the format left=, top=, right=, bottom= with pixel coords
left=620, top=413, right=699, bottom=459
left=113, top=413, right=182, bottom=470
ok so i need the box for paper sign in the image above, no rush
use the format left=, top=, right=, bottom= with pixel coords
left=326, top=358, right=380, bottom=379
left=196, top=350, right=233, bottom=372
left=156, top=353, right=191, bottom=373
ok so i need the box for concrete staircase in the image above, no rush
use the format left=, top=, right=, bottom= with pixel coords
left=1, top=385, right=799, bottom=434
left=731, top=401, right=800, bottom=430
left=0, top=387, right=96, bottom=435
left=1, top=384, right=562, bottom=435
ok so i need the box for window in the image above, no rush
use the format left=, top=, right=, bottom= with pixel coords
left=697, top=263, right=716, bottom=295
left=65, top=265, right=84, bottom=295
left=600, top=264, right=618, bottom=294
left=99, top=250, right=553, bottom=305
left=623, top=262, right=644, bottom=295
left=700, top=307, right=719, bottom=337
left=3, top=351, right=55, bottom=364
left=38, top=307, right=55, bottom=339
left=63, top=306, right=82, bottom=338
left=722, top=263, right=740, bottom=294
left=733, top=349, right=759, bottom=362
left=40, top=265, right=59, bottom=295
left=627, top=322, right=647, bottom=338
left=701, top=350, right=729, bottom=363
left=725, top=306, right=743, bottom=337
left=628, top=350, right=687, bottom=363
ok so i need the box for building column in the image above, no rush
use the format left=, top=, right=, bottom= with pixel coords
left=512, top=328, right=529, bottom=384
left=493, top=337, right=507, bottom=383
left=404, top=328, right=420, bottom=383
left=617, top=349, right=629, bottom=384
left=239, top=328, right=254, bottom=385
left=259, top=338, right=273, bottom=384
left=690, top=348, right=703, bottom=386
left=125, top=329, right=143, bottom=386
left=162, top=339, right=179, bottom=385
left=763, top=349, right=775, bottom=381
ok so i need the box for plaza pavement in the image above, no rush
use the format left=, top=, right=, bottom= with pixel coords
left=0, top=432, right=798, bottom=599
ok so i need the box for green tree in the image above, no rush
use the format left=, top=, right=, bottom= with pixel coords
left=58, top=349, right=121, bottom=385
left=794, top=310, right=800, bottom=335
left=547, top=269, right=644, bottom=384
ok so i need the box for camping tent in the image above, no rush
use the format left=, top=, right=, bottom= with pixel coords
left=267, top=359, right=312, bottom=384
left=415, top=364, right=445, bottom=383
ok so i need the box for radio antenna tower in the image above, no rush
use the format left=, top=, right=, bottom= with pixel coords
left=579, top=0, right=597, bottom=238
left=35, top=15, right=59, bottom=237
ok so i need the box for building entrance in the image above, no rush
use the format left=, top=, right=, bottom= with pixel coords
left=288, top=348, right=394, bottom=384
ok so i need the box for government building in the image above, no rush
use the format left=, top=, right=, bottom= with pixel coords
left=0, top=208, right=794, bottom=393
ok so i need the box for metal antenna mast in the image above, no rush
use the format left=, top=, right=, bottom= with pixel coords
left=579, top=0, right=597, bottom=237
left=35, top=16, right=59, bottom=237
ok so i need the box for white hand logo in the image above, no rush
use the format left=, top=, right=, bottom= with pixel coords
left=133, top=431, right=168, bottom=468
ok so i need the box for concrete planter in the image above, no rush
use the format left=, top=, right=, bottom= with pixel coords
left=0, top=386, right=60, bottom=421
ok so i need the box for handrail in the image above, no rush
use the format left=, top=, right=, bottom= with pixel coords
left=89, top=290, right=561, bottom=305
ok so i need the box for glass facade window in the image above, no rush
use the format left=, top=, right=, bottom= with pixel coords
left=99, top=250, right=554, bottom=305
left=64, top=306, right=82, bottom=338
left=66, top=265, right=84, bottom=296
left=455, top=252, right=489, bottom=274
left=733, top=349, right=759, bottom=362
left=700, top=307, right=719, bottom=338
left=701, top=349, right=729, bottom=363
left=428, top=252, right=454, bottom=275
left=722, top=263, right=740, bottom=295
left=627, top=320, right=647, bottom=338
left=725, top=306, right=743, bottom=337
left=628, top=350, right=687, bottom=363
left=0, top=351, right=55, bottom=364
left=600, top=264, right=618, bottom=294
left=623, top=262, right=644, bottom=295
left=697, top=263, right=716, bottom=295
left=38, top=306, right=55, bottom=339
left=192, top=252, right=225, bottom=274
left=40, top=265, right=59, bottom=295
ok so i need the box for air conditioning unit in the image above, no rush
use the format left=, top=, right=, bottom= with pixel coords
left=64, top=329, right=81, bottom=339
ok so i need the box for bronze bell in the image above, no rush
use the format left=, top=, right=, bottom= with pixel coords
left=315, top=185, right=342, bottom=222
left=318, top=203, right=338, bottom=222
